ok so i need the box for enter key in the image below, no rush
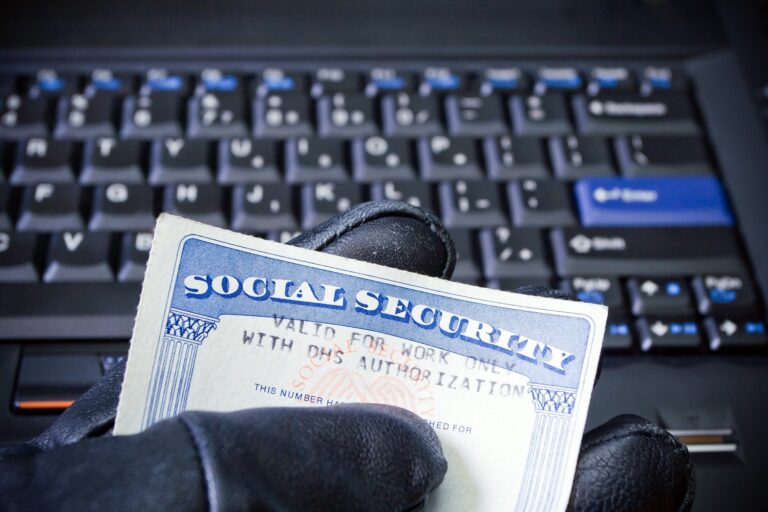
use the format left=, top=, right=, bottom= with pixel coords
left=574, top=176, right=734, bottom=227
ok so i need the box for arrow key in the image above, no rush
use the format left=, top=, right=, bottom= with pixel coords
left=627, top=277, right=694, bottom=315
left=637, top=317, right=702, bottom=351
left=704, top=316, right=767, bottom=350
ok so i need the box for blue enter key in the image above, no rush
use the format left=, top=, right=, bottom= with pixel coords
left=574, top=177, right=734, bottom=227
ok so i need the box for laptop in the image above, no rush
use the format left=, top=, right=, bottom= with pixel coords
left=1, top=1, right=766, bottom=509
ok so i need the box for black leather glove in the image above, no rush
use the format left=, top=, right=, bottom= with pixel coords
left=0, top=201, right=695, bottom=511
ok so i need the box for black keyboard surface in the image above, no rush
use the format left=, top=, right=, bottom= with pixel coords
left=0, top=60, right=767, bottom=508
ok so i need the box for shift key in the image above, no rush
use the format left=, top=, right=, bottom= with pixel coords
left=551, top=227, right=745, bottom=276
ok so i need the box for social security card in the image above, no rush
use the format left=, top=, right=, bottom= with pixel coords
left=115, top=214, right=606, bottom=512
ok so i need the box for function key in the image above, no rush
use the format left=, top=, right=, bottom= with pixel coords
left=640, top=66, right=686, bottom=93
left=586, top=67, right=635, bottom=95
left=141, top=69, right=188, bottom=94
left=692, top=274, right=758, bottom=315
left=198, top=69, right=241, bottom=93
left=421, top=67, right=463, bottom=93
left=366, top=68, right=414, bottom=93
left=704, top=317, right=767, bottom=350
left=312, top=68, right=361, bottom=96
left=626, top=277, right=694, bottom=316
left=511, top=94, right=571, bottom=135
left=26, top=69, right=78, bottom=97
left=637, top=317, right=701, bottom=351
left=535, top=67, right=582, bottom=92
left=257, top=68, right=306, bottom=94
left=615, top=135, right=713, bottom=177
left=480, top=67, right=525, bottom=93
left=86, top=69, right=133, bottom=96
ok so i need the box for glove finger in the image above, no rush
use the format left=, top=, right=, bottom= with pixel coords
left=289, top=200, right=456, bottom=279
left=569, top=414, right=695, bottom=512
left=180, top=403, right=447, bottom=512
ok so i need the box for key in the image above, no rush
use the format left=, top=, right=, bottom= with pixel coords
left=603, top=314, right=634, bottom=350
left=704, top=317, right=767, bottom=350
left=285, top=137, right=348, bottom=183
left=369, top=181, right=434, bottom=211
left=574, top=177, right=733, bottom=227
left=254, top=92, right=313, bottom=137
left=627, top=277, right=694, bottom=316
left=692, top=274, right=758, bottom=315
left=484, top=136, right=548, bottom=180
left=637, top=317, right=701, bottom=351
left=573, top=92, right=698, bottom=135
left=302, top=182, right=362, bottom=229
left=382, top=93, right=442, bottom=136
left=615, top=135, right=713, bottom=176
left=188, top=70, right=246, bottom=138
left=511, top=94, right=571, bottom=135
left=218, top=139, right=280, bottom=184
left=232, top=184, right=297, bottom=231
left=122, top=92, right=184, bottom=139
left=25, top=70, right=78, bottom=97
left=551, top=227, right=746, bottom=276
left=479, top=68, right=526, bottom=93
left=366, top=68, right=414, bottom=93
left=508, top=179, right=575, bottom=227
left=85, top=69, right=133, bottom=96
left=534, top=67, right=582, bottom=92
left=549, top=135, right=614, bottom=179
left=54, top=92, right=115, bottom=139
left=562, top=276, right=625, bottom=311
left=640, top=66, right=686, bottom=92
left=488, top=277, right=554, bottom=292
left=14, top=354, right=103, bottom=411
left=421, top=68, right=464, bottom=93
left=352, top=136, right=416, bottom=182
left=419, top=136, right=482, bottom=181
left=0, top=94, right=48, bottom=138
left=256, top=69, right=307, bottom=94
left=141, top=69, right=188, bottom=95
left=586, top=67, right=635, bottom=95
left=163, top=184, right=226, bottom=227
left=149, top=138, right=212, bottom=184
left=0, top=232, right=38, bottom=282
left=448, top=229, right=481, bottom=282
left=0, top=186, right=10, bottom=229
left=44, top=231, right=113, bottom=282
left=80, top=138, right=144, bottom=184
left=11, top=138, right=75, bottom=184
left=445, top=94, right=506, bottom=136
left=439, top=180, right=505, bottom=227
left=17, top=183, right=83, bottom=231
left=118, top=232, right=153, bottom=282
left=312, top=68, right=361, bottom=96
left=90, top=183, right=155, bottom=231
left=317, top=93, right=377, bottom=137
left=479, top=226, right=551, bottom=278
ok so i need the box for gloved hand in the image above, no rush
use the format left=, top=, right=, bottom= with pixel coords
left=0, top=202, right=695, bottom=512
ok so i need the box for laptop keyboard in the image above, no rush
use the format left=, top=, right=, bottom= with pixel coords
left=0, top=64, right=766, bottom=417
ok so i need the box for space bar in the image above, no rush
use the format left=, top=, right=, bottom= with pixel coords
left=0, top=283, right=141, bottom=340
left=551, top=227, right=746, bottom=276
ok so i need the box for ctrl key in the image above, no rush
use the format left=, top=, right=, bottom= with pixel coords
left=14, top=354, right=103, bottom=413
left=636, top=317, right=702, bottom=352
